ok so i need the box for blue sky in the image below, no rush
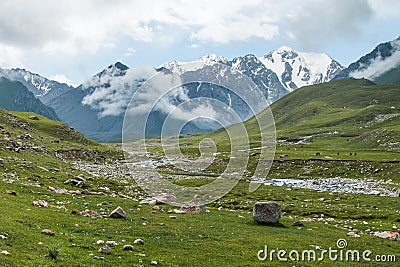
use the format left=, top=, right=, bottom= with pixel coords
left=0, top=0, right=399, bottom=86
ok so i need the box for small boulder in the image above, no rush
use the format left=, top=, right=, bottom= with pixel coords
left=6, top=190, right=17, bottom=196
left=81, top=209, right=101, bottom=219
left=123, top=244, right=134, bottom=251
left=109, top=206, right=127, bottom=218
left=150, top=260, right=158, bottom=265
left=41, top=229, right=55, bottom=236
left=32, top=200, right=49, bottom=208
left=98, top=246, right=111, bottom=254
left=291, top=221, right=304, bottom=227
left=133, top=239, right=144, bottom=245
left=106, top=240, right=118, bottom=247
left=29, top=115, right=40, bottom=121
left=0, top=250, right=10, bottom=255
left=71, top=209, right=81, bottom=215
left=180, top=197, right=207, bottom=214
left=253, top=201, right=282, bottom=224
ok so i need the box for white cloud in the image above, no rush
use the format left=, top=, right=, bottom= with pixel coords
left=0, top=0, right=398, bottom=70
left=49, top=74, right=77, bottom=87
left=350, top=40, right=400, bottom=79
left=367, top=0, right=400, bottom=18
left=82, top=66, right=156, bottom=117
left=0, top=44, right=23, bottom=68
left=284, top=0, right=373, bottom=49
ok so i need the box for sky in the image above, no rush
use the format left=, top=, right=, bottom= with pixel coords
left=0, top=0, right=399, bottom=86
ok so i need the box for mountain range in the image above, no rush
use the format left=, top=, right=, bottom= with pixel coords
left=0, top=36, right=399, bottom=141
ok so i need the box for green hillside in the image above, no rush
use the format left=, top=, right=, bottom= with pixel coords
left=172, top=79, right=400, bottom=181
left=247, top=78, right=399, bottom=139
left=373, top=65, right=400, bottom=85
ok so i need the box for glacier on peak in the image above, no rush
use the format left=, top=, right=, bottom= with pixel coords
left=259, top=46, right=344, bottom=91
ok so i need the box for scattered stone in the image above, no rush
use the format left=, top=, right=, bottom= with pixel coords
left=94, top=256, right=105, bottom=260
left=279, top=154, right=288, bottom=158
left=32, top=200, right=49, bottom=208
left=291, top=221, right=304, bottom=227
left=347, top=231, right=360, bottom=238
left=180, top=197, right=207, bottom=214
left=81, top=189, right=90, bottom=195
left=140, top=194, right=179, bottom=205
left=152, top=206, right=160, bottom=211
left=96, top=240, right=105, bottom=245
left=374, top=231, right=400, bottom=241
left=253, top=201, right=282, bottom=224
left=0, top=234, right=7, bottom=239
left=109, top=206, right=127, bottom=218
left=64, top=178, right=86, bottom=188
left=150, top=260, right=158, bottom=265
left=98, top=246, right=111, bottom=254
left=133, top=239, right=144, bottom=245
left=173, top=209, right=186, bottom=214
left=123, top=244, right=134, bottom=251
left=41, top=229, right=55, bottom=236
left=71, top=209, right=81, bottom=215
left=81, top=209, right=101, bottom=219
left=52, top=188, right=69, bottom=194
left=6, top=190, right=17, bottom=196
left=0, top=250, right=10, bottom=255
left=0, top=158, right=4, bottom=168
left=106, top=241, right=118, bottom=247
left=169, top=216, right=177, bottom=219
left=29, top=115, right=40, bottom=120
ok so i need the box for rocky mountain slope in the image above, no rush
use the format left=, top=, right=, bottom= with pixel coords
left=0, top=77, right=59, bottom=120
left=0, top=68, right=74, bottom=104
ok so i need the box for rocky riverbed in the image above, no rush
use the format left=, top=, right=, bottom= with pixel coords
left=253, top=177, right=399, bottom=197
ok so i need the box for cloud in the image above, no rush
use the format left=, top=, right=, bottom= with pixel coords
left=0, top=44, right=23, bottom=68
left=0, top=0, right=397, bottom=72
left=0, top=0, right=282, bottom=57
left=284, top=0, right=373, bottom=49
left=49, top=74, right=77, bottom=87
left=82, top=66, right=156, bottom=117
left=350, top=39, right=400, bottom=79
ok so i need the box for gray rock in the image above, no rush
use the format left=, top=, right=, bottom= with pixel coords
left=123, top=244, right=134, bottom=251
left=133, top=238, right=144, bottom=245
left=253, top=201, right=282, bottom=224
left=29, top=115, right=40, bottom=120
left=109, top=206, right=127, bottom=218
left=98, top=246, right=111, bottom=254
left=180, top=197, right=207, bottom=214
left=0, top=158, right=4, bottom=168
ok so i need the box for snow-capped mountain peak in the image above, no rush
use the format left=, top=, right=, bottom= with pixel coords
left=158, top=54, right=228, bottom=74
left=197, top=54, right=228, bottom=65
left=259, top=47, right=344, bottom=91
left=0, top=68, right=74, bottom=103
